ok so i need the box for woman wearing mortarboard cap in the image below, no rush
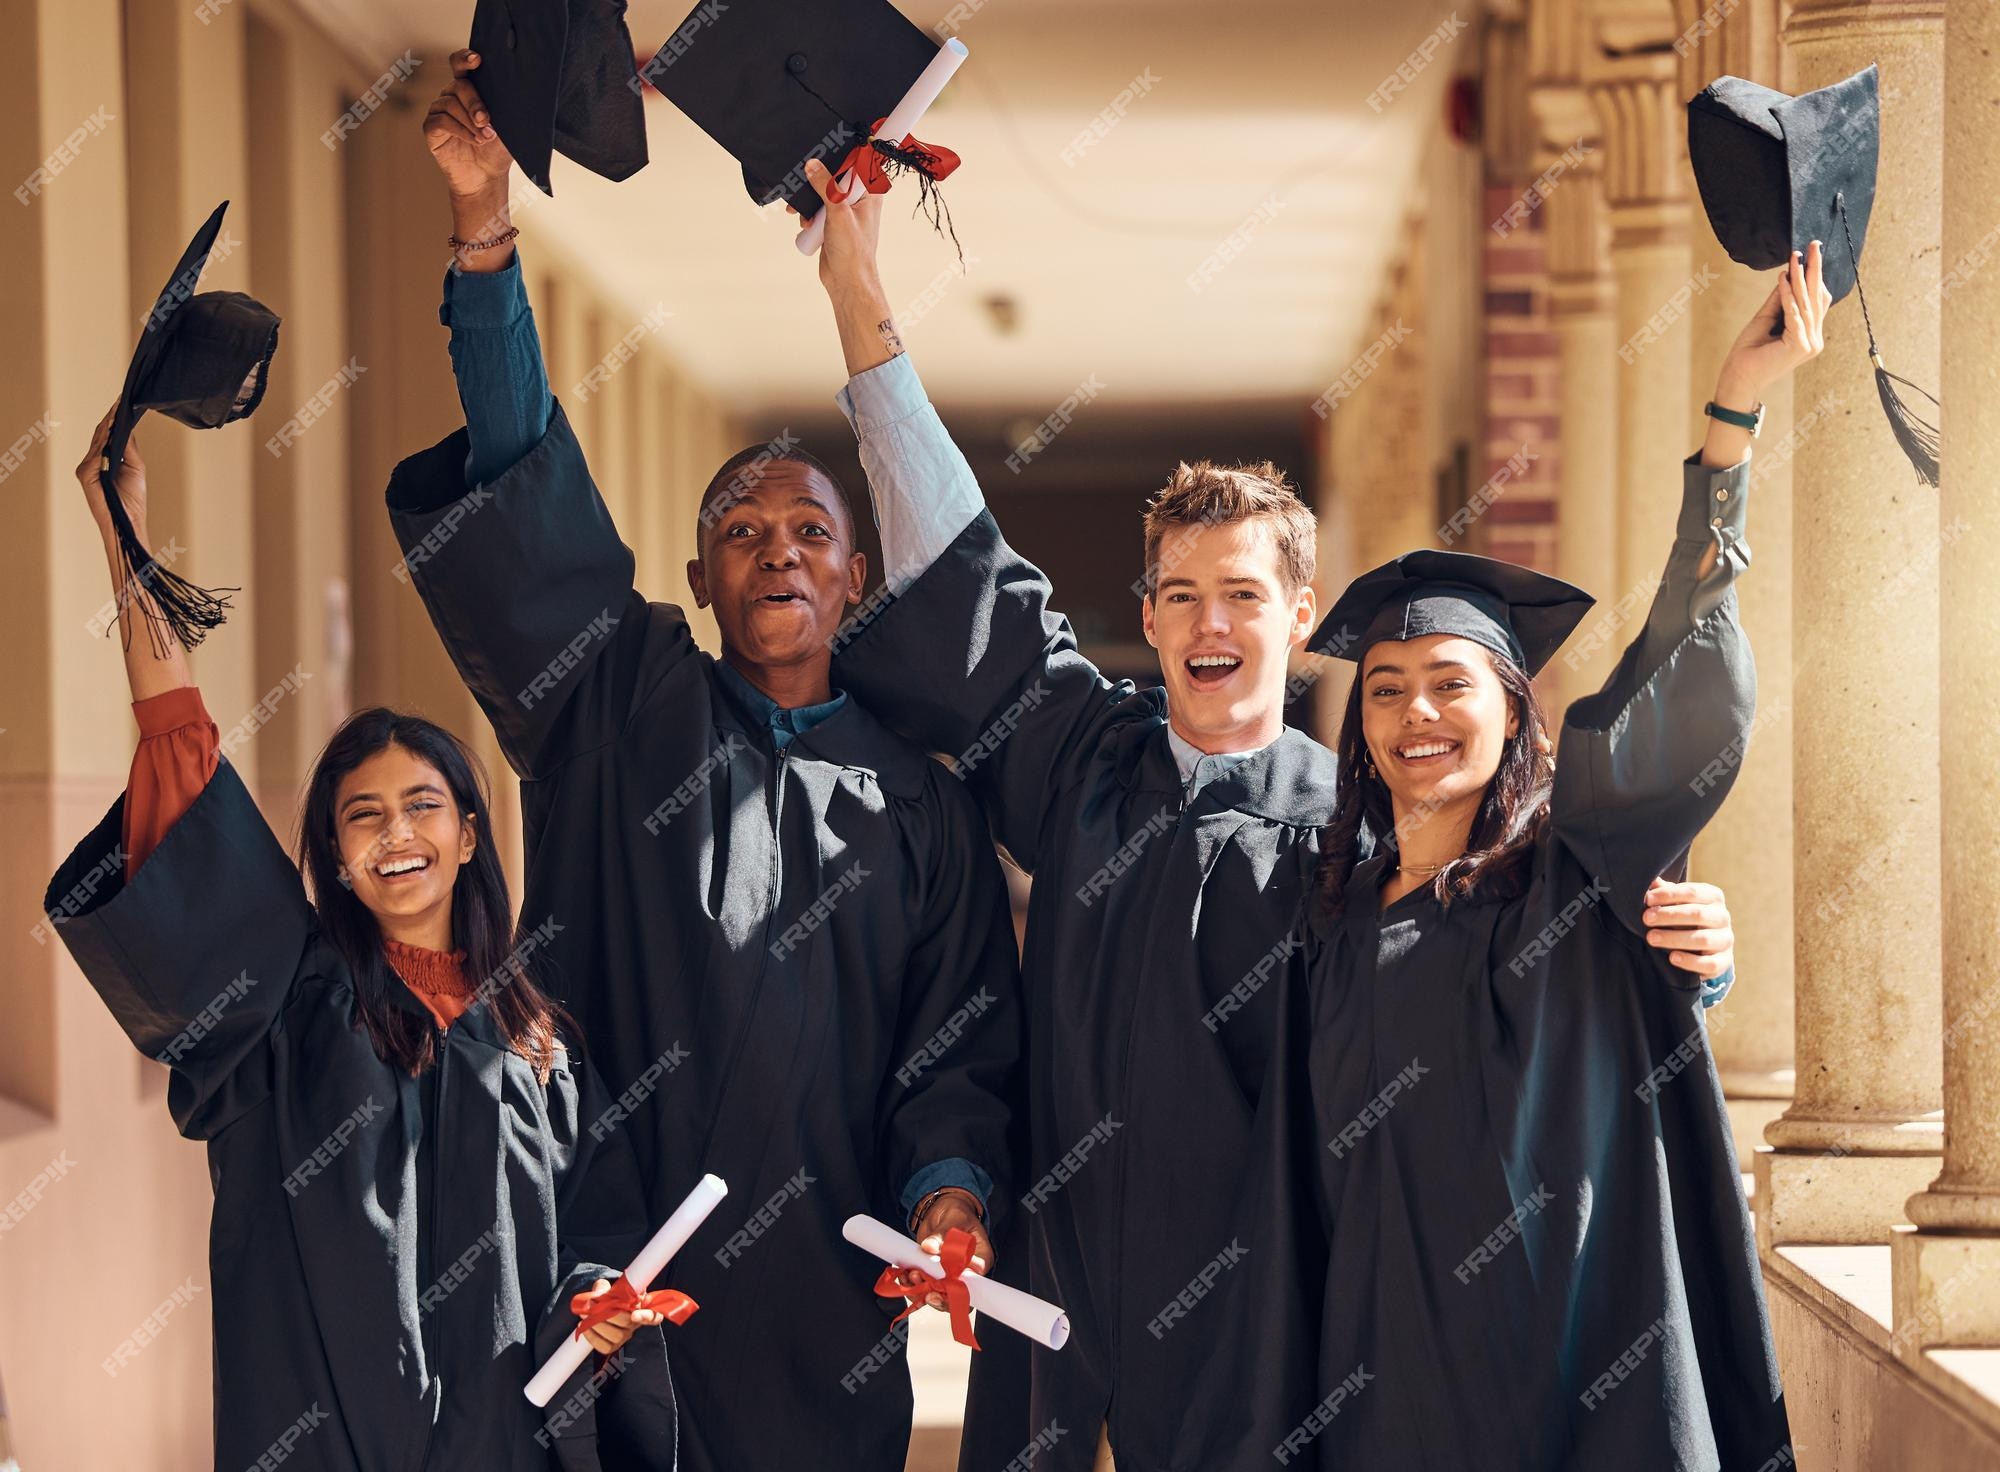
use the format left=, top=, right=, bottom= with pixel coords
left=1279, top=246, right=1831, bottom=1469
left=45, top=409, right=685, bottom=1469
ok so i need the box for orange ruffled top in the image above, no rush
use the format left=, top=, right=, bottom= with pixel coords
left=124, top=686, right=475, bottom=1030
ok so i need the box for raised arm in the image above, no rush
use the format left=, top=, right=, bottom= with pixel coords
left=78, top=408, right=189, bottom=703
left=55, top=414, right=306, bottom=1138
left=390, top=51, right=693, bottom=779
left=428, top=49, right=552, bottom=485
left=805, top=161, right=1146, bottom=870
left=1554, top=243, right=1831, bottom=934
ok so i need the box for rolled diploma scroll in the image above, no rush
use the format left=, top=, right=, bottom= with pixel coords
left=525, top=1173, right=729, bottom=1407
left=842, top=1213, right=1071, bottom=1351
left=795, top=37, right=971, bottom=256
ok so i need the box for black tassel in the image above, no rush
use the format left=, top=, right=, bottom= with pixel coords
left=1838, top=194, right=1941, bottom=486
left=97, top=468, right=235, bottom=655
left=1871, top=355, right=1940, bottom=488
left=865, top=134, right=964, bottom=267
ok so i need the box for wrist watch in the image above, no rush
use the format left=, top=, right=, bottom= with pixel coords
left=910, top=1185, right=984, bottom=1230
left=1704, top=399, right=1764, bottom=437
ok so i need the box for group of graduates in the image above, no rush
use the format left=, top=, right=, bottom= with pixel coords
left=44, top=37, right=1861, bottom=1472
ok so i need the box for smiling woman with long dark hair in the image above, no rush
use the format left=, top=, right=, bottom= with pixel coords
left=1282, top=246, right=1836, bottom=1471
left=294, top=706, right=562, bottom=1082
left=43, top=408, right=681, bottom=1471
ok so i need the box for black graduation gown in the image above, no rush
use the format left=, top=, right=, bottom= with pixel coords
left=831, top=510, right=1334, bottom=1472
left=44, top=758, right=677, bottom=1472
left=384, top=406, right=1023, bottom=1472
left=1297, top=455, right=1788, bottom=1471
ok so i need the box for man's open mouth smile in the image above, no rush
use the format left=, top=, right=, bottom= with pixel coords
left=1183, top=652, right=1243, bottom=691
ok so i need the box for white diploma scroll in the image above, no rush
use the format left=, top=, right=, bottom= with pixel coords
left=842, top=1213, right=1071, bottom=1351
left=525, top=1173, right=729, bottom=1407
left=795, top=38, right=971, bottom=256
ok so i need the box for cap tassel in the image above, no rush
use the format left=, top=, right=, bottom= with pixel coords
left=837, top=119, right=965, bottom=267
left=867, top=134, right=963, bottom=265
left=97, top=461, right=235, bottom=654
left=1868, top=353, right=1941, bottom=488
left=1839, top=194, right=1941, bottom=487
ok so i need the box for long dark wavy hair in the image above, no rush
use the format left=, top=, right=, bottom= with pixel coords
left=1315, top=647, right=1556, bottom=917
left=294, top=708, right=563, bottom=1082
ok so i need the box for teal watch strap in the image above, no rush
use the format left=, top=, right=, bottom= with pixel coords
left=1704, top=399, right=1764, bottom=436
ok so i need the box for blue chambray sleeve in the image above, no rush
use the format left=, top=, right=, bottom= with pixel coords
left=901, top=1158, right=995, bottom=1226
left=836, top=354, right=985, bottom=590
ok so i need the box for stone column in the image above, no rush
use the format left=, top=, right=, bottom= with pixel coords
left=1588, top=53, right=1696, bottom=603
left=0, top=0, right=239, bottom=1457
left=671, top=368, right=724, bottom=651
left=122, top=0, right=259, bottom=789
left=1758, top=0, right=1945, bottom=1248
left=1892, top=0, right=2000, bottom=1352
left=246, top=8, right=357, bottom=813
left=1312, top=254, right=1425, bottom=738
left=1673, top=0, right=1798, bottom=1167
left=628, top=355, right=663, bottom=600
left=343, top=89, right=464, bottom=713
left=1527, top=82, right=1618, bottom=713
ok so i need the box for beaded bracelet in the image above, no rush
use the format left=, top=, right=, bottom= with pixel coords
left=448, top=225, right=520, bottom=254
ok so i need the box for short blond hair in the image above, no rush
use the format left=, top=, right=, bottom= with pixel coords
left=1140, top=460, right=1316, bottom=596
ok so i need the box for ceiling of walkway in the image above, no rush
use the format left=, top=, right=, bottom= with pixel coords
left=306, top=0, right=1465, bottom=415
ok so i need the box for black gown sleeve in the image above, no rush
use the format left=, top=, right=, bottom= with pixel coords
left=832, top=510, right=1155, bottom=873
left=42, top=760, right=312, bottom=1139
left=384, top=404, right=699, bottom=780
left=875, top=772, right=1025, bottom=1233
left=1553, top=452, right=1757, bottom=935
left=537, top=1040, right=679, bottom=1470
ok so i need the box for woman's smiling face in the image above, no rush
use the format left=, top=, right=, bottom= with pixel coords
left=333, top=744, right=475, bottom=928
left=1358, top=634, right=1519, bottom=814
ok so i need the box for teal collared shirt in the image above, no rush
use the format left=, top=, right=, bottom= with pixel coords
left=712, top=661, right=848, bottom=749
left=710, top=661, right=994, bottom=1217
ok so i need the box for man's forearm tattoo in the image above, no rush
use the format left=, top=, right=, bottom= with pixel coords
left=878, top=318, right=905, bottom=356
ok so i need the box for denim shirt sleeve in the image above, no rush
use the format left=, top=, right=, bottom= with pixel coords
left=901, top=1157, right=995, bottom=1226
left=836, top=354, right=985, bottom=592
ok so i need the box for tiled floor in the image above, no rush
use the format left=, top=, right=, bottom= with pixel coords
left=906, top=1426, right=962, bottom=1472
left=907, top=1310, right=972, bottom=1470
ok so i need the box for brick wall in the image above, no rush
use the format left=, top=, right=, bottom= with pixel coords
left=1478, top=181, right=1561, bottom=572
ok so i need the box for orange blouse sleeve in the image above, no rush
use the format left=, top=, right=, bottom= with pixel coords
left=124, top=685, right=221, bottom=880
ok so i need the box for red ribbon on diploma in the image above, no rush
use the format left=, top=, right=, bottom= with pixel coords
left=832, top=117, right=962, bottom=202
left=570, top=1277, right=700, bottom=1343
left=872, top=1226, right=982, bottom=1351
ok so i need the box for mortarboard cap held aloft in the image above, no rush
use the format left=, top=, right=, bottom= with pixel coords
left=103, top=200, right=280, bottom=653
left=1310, top=550, right=1596, bottom=679
left=1688, top=63, right=1940, bottom=485
left=643, top=0, right=968, bottom=255
left=469, top=0, right=651, bottom=196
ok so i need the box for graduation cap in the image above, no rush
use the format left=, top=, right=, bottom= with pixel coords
left=469, top=0, right=650, bottom=196
left=645, top=0, right=966, bottom=249
left=103, top=200, right=280, bottom=653
left=1689, top=64, right=1940, bottom=485
left=1310, top=550, right=1595, bottom=679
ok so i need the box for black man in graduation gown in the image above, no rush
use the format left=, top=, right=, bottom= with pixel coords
left=385, top=55, right=1023, bottom=1472
left=795, top=160, right=1742, bottom=1471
